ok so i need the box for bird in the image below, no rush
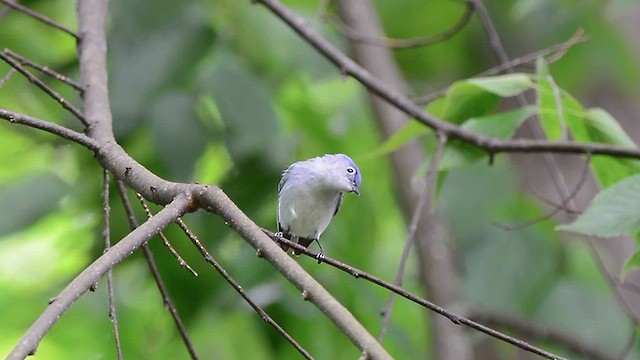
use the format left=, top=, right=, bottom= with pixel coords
left=276, top=154, right=361, bottom=260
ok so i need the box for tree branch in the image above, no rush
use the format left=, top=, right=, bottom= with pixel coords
left=470, top=309, right=617, bottom=360
left=0, top=50, right=88, bottom=125
left=176, top=219, right=314, bottom=360
left=377, top=134, right=448, bottom=342
left=102, top=171, right=124, bottom=360
left=6, top=195, right=192, bottom=359
left=267, top=233, right=568, bottom=360
left=0, top=108, right=99, bottom=150
left=4, top=49, right=83, bottom=91
left=416, top=29, right=587, bottom=104
left=0, top=0, right=78, bottom=39
left=324, top=1, right=473, bottom=49
left=115, top=180, right=201, bottom=360
left=6, top=2, right=395, bottom=359
left=253, top=0, right=640, bottom=160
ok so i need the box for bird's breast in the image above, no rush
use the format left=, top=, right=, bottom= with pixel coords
left=278, top=185, right=340, bottom=239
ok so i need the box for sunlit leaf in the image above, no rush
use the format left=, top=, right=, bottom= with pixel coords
left=468, top=74, right=534, bottom=97
left=437, top=107, right=535, bottom=172
left=440, top=82, right=501, bottom=124
left=365, top=121, right=430, bottom=159
left=584, top=108, right=637, bottom=147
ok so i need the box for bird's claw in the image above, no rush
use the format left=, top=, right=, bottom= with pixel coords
left=315, top=251, right=325, bottom=264
left=274, top=232, right=283, bottom=242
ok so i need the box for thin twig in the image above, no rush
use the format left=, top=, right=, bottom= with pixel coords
left=115, top=181, right=201, bottom=360
left=468, top=2, right=638, bottom=358
left=470, top=308, right=617, bottom=360
left=0, top=67, right=16, bottom=87
left=0, top=0, right=17, bottom=20
left=176, top=218, right=314, bottom=360
left=325, top=1, right=473, bottom=49
left=494, top=154, right=591, bottom=231
left=0, top=108, right=99, bottom=150
left=135, top=192, right=198, bottom=276
left=377, top=134, right=448, bottom=342
left=102, top=171, right=124, bottom=360
left=531, top=191, right=582, bottom=215
left=415, top=29, right=587, bottom=104
left=0, top=50, right=88, bottom=126
left=263, top=230, right=567, bottom=360
left=252, top=0, right=640, bottom=160
left=0, top=0, right=79, bottom=39
left=4, top=49, right=83, bottom=91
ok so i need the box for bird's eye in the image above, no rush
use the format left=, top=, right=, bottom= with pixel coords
left=346, top=167, right=355, bottom=174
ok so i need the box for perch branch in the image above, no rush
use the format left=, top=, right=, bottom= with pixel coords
left=265, top=231, right=567, bottom=360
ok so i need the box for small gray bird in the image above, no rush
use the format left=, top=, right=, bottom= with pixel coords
left=277, top=154, right=361, bottom=259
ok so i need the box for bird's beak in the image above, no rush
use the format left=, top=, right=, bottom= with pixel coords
left=351, top=183, right=360, bottom=196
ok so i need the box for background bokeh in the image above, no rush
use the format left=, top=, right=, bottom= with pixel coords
left=1, top=0, right=640, bottom=358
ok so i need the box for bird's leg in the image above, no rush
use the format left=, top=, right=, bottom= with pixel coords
left=314, top=239, right=325, bottom=263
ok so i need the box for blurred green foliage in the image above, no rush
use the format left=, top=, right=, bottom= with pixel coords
left=1, top=0, right=640, bottom=359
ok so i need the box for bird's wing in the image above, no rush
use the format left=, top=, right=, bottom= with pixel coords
left=333, top=192, right=344, bottom=217
left=278, top=163, right=297, bottom=193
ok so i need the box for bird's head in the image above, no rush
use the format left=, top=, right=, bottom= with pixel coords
left=323, top=154, right=361, bottom=195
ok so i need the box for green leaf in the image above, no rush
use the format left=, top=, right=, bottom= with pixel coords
left=365, top=121, right=430, bottom=159
left=557, top=174, right=640, bottom=237
left=436, top=107, right=535, bottom=172
left=468, top=74, right=534, bottom=97
left=462, top=106, right=536, bottom=138
left=537, top=58, right=568, bottom=140
left=439, top=82, right=500, bottom=124
left=584, top=108, right=636, bottom=147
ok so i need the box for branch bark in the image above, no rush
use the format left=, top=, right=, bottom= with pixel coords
left=6, top=1, right=393, bottom=358
left=254, top=0, right=640, bottom=160
left=7, top=195, right=192, bottom=359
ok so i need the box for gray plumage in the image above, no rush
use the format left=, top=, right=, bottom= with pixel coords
left=277, top=154, right=361, bottom=255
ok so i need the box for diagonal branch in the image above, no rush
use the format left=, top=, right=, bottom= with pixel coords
left=252, top=0, right=640, bottom=160
left=416, top=29, right=588, bottom=104
left=115, top=180, right=201, bottom=360
left=0, top=50, right=88, bottom=125
left=6, top=195, right=192, bottom=359
left=0, top=109, right=99, bottom=150
left=377, top=133, right=448, bottom=342
left=470, top=309, right=617, bottom=360
left=4, top=49, right=83, bottom=91
left=0, top=0, right=79, bottom=39
left=266, top=233, right=567, bottom=360
left=325, top=1, right=474, bottom=49
left=176, top=219, right=314, bottom=360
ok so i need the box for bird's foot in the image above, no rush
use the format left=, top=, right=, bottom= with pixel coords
left=274, top=232, right=283, bottom=242
left=315, top=251, right=325, bottom=264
